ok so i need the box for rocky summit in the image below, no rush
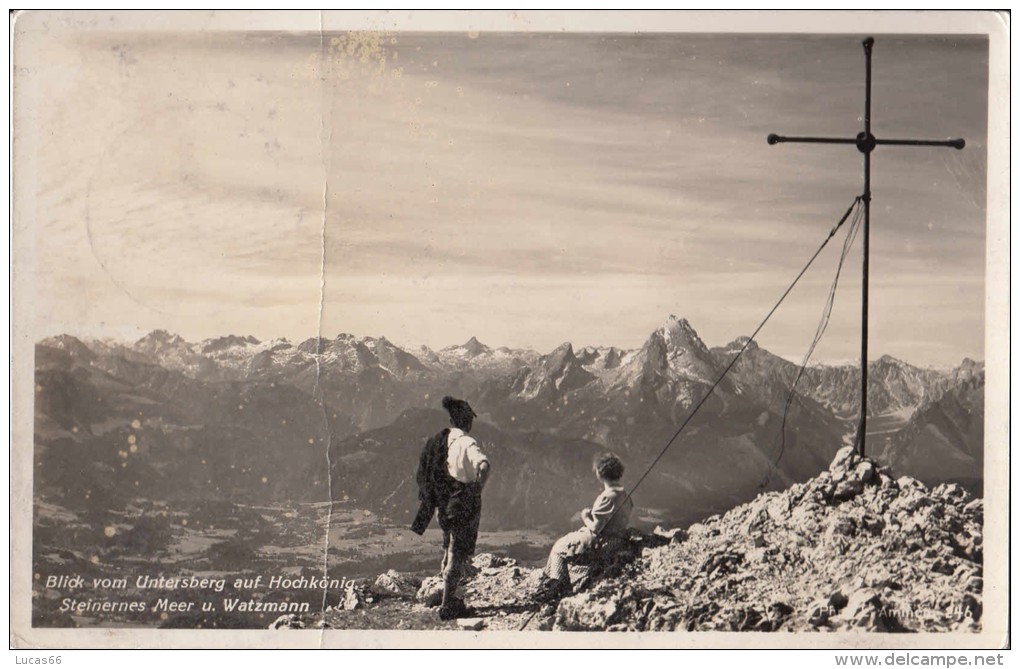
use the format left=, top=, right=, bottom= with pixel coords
left=270, top=446, right=983, bottom=633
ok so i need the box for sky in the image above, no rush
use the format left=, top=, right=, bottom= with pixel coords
left=17, top=26, right=989, bottom=367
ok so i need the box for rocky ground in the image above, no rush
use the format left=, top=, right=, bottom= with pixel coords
left=270, top=446, right=983, bottom=633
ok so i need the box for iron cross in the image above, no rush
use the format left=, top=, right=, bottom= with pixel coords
left=767, top=37, right=965, bottom=458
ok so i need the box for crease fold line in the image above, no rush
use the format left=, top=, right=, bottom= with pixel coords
left=314, top=10, right=334, bottom=649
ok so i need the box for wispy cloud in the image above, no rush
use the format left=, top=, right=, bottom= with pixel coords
left=23, top=30, right=987, bottom=366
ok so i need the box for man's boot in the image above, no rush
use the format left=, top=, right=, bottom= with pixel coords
left=439, top=555, right=470, bottom=620
left=533, top=574, right=571, bottom=603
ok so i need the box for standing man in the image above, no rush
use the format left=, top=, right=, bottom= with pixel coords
left=413, top=395, right=490, bottom=621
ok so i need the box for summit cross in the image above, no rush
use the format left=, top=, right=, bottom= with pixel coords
left=766, top=37, right=966, bottom=458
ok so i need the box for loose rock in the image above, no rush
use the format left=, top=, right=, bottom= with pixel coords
left=373, top=570, right=421, bottom=598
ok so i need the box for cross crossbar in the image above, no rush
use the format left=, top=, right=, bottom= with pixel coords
left=768, top=134, right=965, bottom=150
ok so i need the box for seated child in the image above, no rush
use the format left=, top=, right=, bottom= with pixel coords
left=534, top=452, right=633, bottom=601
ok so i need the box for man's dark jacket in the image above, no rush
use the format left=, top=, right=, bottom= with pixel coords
left=410, top=428, right=451, bottom=535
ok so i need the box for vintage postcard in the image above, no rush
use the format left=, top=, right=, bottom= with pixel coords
left=10, top=10, right=1009, bottom=649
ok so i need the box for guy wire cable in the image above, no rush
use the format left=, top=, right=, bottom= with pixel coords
left=760, top=197, right=865, bottom=488
left=518, top=195, right=863, bottom=631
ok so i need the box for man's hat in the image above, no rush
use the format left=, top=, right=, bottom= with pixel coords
left=442, top=395, right=477, bottom=422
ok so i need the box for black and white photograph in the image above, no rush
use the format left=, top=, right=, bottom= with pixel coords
left=9, top=10, right=1009, bottom=649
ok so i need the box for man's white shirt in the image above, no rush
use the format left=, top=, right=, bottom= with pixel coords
left=446, top=428, right=489, bottom=483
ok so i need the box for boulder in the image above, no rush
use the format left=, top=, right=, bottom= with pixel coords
left=878, top=472, right=899, bottom=490
left=372, top=570, right=421, bottom=598
left=653, top=525, right=687, bottom=544
left=862, top=566, right=900, bottom=590
left=861, top=514, right=886, bottom=536
left=416, top=576, right=444, bottom=607
left=828, top=591, right=849, bottom=611
left=963, top=499, right=983, bottom=523
left=725, top=605, right=766, bottom=631
left=826, top=448, right=883, bottom=501
left=764, top=601, right=794, bottom=631
left=269, top=614, right=304, bottom=630
left=933, top=482, right=967, bottom=501
left=854, top=460, right=876, bottom=484
left=824, top=514, right=857, bottom=540
left=340, top=585, right=371, bottom=610
left=897, top=476, right=927, bottom=494
left=472, top=553, right=516, bottom=569
left=952, top=529, right=983, bottom=562
left=808, top=600, right=831, bottom=627
left=829, top=446, right=858, bottom=477
left=699, top=550, right=744, bottom=578
left=554, top=592, right=621, bottom=631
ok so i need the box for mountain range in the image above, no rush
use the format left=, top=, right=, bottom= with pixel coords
left=33, top=315, right=983, bottom=529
